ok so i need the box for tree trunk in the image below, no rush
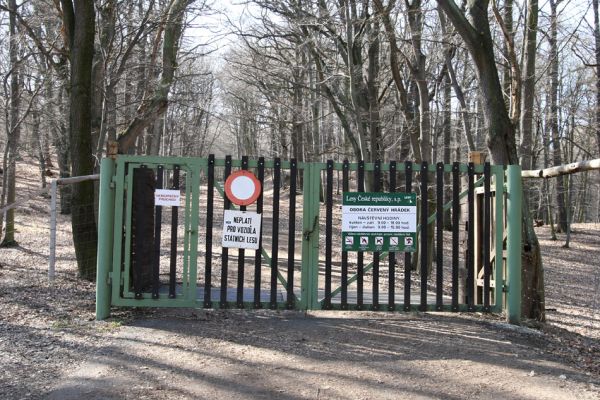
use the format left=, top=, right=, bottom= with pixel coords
left=117, top=0, right=193, bottom=153
left=519, top=0, right=538, bottom=171
left=1, top=0, right=21, bottom=247
left=595, top=0, right=600, bottom=159
left=62, top=0, right=98, bottom=280
left=593, top=0, right=600, bottom=222
left=439, top=0, right=545, bottom=321
left=443, top=73, right=453, bottom=230
left=519, top=0, right=539, bottom=245
left=55, top=88, right=72, bottom=215
left=32, top=108, right=47, bottom=189
left=549, top=0, right=567, bottom=233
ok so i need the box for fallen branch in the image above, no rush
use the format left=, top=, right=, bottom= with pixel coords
left=522, top=159, right=600, bottom=178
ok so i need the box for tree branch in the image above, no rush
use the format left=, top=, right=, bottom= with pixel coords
left=522, top=159, right=600, bottom=178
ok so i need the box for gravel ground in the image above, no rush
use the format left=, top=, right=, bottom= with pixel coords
left=0, top=159, right=599, bottom=399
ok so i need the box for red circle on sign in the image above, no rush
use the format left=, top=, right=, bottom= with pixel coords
left=224, top=170, right=262, bottom=206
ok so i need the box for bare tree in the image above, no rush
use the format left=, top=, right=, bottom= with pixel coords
left=60, top=0, right=97, bottom=279
left=438, top=0, right=545, bottom=321
left=0, top=0, right=21, bottom=247
left=117, top=0, right=198, bottom=154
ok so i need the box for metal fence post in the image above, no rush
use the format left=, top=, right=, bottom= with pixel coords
left=506, top=165, right=522, bottom=324
left=96, top=158, right=116, bottom=320
left=301, top=163, right=321, bottom=310
left=48, top=179, right=58, bottom=281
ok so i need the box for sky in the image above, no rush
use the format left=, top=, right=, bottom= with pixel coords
left=186, top=0, right=259, bottom=56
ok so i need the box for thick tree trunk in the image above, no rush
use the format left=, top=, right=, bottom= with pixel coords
left=439, top=0, right=545, bottom=321
left=63, top=0, right=98, bottom=280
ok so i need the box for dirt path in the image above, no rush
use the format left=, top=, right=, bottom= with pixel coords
left=46, top=310, right=598, bottom=400
left=1, top=160, right=600, bottom=399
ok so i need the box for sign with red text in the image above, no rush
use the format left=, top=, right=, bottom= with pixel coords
left=154, top=189, right=181, bottom=207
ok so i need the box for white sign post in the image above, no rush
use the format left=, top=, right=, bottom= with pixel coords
left=221, top=210, right=262, bottom=250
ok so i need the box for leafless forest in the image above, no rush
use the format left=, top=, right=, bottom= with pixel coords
left=1, top=1, right=600, bottom=321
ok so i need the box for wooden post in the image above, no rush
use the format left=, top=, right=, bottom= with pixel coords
left=471, top=152, right=486, bottom=305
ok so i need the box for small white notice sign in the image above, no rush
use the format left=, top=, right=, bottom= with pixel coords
left=221, top=210, right=262, bottom=250
left=154, top=189, right=181, bottom=206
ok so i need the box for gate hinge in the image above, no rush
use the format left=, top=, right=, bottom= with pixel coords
left=107, top=272, right=113, bottom=286
left=303, top=216, right=319, bottom=241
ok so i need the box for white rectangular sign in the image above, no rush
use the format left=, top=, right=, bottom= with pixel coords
left=341, top=205, right=417, bottom=233
left=221, top=210, right=262, bottom=250
left=154, top=189, right=181, bottom=206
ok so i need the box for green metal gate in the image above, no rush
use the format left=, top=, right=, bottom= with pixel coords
left=96, top=155, right=522, bottom=323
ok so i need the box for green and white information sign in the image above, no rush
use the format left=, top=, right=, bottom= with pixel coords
left=342, top=192, right=417, bottom=252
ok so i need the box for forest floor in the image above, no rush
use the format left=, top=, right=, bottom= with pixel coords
left=1, top=159, right=600, bottom=399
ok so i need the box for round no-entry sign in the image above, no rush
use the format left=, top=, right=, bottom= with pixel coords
left=224, top=170, right=262, bottom=206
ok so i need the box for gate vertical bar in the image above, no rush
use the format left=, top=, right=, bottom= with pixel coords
left=372, top=160, right=381, bottom=311
left=270, top=158, right=281, bottom=309
left=204, top=155, right=215, bottom=307
left=357, top=160, right=365, bottom=310
left=420, top=162, right=428, bottom=311
left=254, top=157, right=265, bottom=308
left=111, top=161, right=126, bottom=304
left=301, top=162, right=321, bottom=310
left=133, top=167, right=144, bottom=299
left=404, top=161, right=413, bottom=311
left=287, top=159, right=297, bottom=309
left=467, top=162, right=475, bottom=311
left=168, top=165, right=180, bottom=298
left=506, top=165, right=522, bottom=324
left=452, top=162, right=460, bottom=311
left=341, top=160, right=349, bottom=310
left=483, top=162, right=491, bottom=311
left=388, top=161, right=397, bottom=311
left=220, top=156, right=232, bottom=308
left=436, top=162, right=444, bottom=310
left=237, top=156, right=249, bottom=308
left=152, top=165, right=164, bottom=299
left=324, top=160, right=334, bottom=309
left=186, top=162, right=201, bottom=303
left=494, top=167, right=505, bottom=310
left=96, top=158, right=116, bottom=320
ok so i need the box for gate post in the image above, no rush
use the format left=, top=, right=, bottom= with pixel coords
left=301, top=163, right=321, bottom=310
left=96, top=158, right=116, bottom=320
left=506, top=165, right=522, bottom=324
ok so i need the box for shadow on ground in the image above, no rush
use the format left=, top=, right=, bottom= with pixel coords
left=46, top=309, right=599, bottom=400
